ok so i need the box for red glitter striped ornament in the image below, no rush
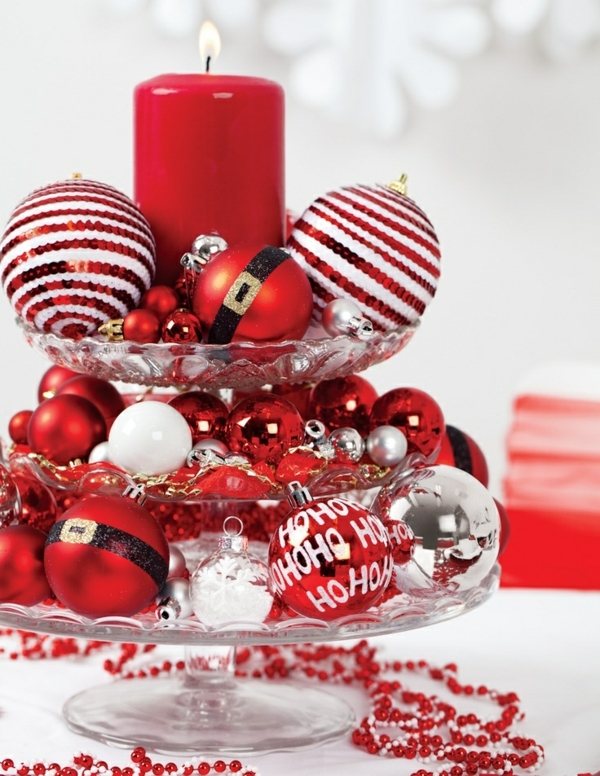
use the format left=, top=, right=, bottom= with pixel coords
left=0, top=177, right=156, bottom=339
left=286, top=176, right=441, bottom=332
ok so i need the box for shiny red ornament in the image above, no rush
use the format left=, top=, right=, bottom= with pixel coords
left=37, top=365, right=79, bottom=402
left=437, top=424, right=489, bottom=487
left=8, top=409, right=33, bottom=444
left=192, top=245, right=313, bottom=344
left=370, top=387, right=445, bottom=459
left=57, top=375, right=125, bottom=430
left=28, top=395, right=107, bottom=465
left=0, top=525, right=52, bottom=605
left=44, top=494, right=169, bottom=618
left=227, top=395, right=304, bottom=466
left=271, top=383, right=313, bottom=419
left=495, top=499, right=510, bottom=555
left=309, top=376, right=377, bottom=435
left=141, top=285, right=180, bottom=321
left=162, top=308, right=202, bottom=343
left=269, top=486, right=393, bottom=620
left=12, top=471, right=57, bottom=534
left=0, top=464, right=20, bottom=529
left=123, top=309, right=161, bottom=344
left=168, top=392, right=228, bottom=444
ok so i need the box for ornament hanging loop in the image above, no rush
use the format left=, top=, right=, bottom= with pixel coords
left=223, top=515, right=244, bottom=538
left=218, top=516, right=247, bottom=552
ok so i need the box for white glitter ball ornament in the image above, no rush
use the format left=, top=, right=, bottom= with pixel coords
left=0, top=178, right=156, bottom=339
left=286, top=179, right=440, bottom=332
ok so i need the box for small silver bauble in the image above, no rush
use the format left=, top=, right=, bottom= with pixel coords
left=366, top=425, right=408, bottom=467
left=167, top=545, right=188, bottom=580
left=181, top=234, right=228, bottom=273
left=156, top=577, right=193, bottom=622
left=322, top=299, right=374, bottom=340
left=372, top=464, right=500, bottom=593
left=186, top=438, right=229, bottom=468
left=329, top=426, right=365, bottom=463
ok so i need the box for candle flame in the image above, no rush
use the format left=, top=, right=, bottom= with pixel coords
left=199, top=20, right=221, bottom=73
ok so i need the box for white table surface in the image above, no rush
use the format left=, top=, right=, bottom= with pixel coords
left=0, top=589, right=599, bottom=776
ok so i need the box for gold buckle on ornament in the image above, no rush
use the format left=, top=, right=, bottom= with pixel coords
left=60, top=518, right=98, bottom=545
left=223, top=271, right=262, bottom=315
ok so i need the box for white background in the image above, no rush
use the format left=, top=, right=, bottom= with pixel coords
left=1, top=1, right=600, bottom=493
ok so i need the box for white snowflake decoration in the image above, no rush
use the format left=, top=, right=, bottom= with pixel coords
left=263, top=0, right=491, bottom=137
left=492, top=0, right=600, bottom=60
left=191, top=553, right=273, bottom=628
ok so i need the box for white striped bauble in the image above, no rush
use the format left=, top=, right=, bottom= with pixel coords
left=0, top=178, right=156, bottom=339
left=286, top=181, right=441, bottom=332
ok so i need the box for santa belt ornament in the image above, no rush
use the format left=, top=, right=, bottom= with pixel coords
left=207, top=246, right=289, bottom=344
left=47, top=518, right=168, bottom=588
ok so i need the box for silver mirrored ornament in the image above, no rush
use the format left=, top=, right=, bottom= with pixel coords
left=329, top=427, right=365, bottom=463
left=372, top=464, right=499, bottom=593
left=366, top=425, right=408, bottom=467
left=181, top=234, right=228, bottom=272
left=156, top=577, right=193, bottom=622
left=167, top=545, right=188, bottom=580
left=322, top=299, right=374, bottom=340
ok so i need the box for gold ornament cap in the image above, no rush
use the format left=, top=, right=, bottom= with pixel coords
left=98, top=318, right=124, bottom=341
left=387, top=173, right=408, bottom=196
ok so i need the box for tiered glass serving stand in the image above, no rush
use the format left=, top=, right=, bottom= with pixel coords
left=0, top=325, right=500, bottom=756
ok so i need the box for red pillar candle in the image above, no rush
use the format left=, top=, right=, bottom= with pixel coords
left=134, top=24, right=285, bottom=286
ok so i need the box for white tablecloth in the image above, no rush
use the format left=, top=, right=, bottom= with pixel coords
left=1, top=590, right=599, bottom=775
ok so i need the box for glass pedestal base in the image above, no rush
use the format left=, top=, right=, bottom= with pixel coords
left=63, top=676, right=355, bottom=756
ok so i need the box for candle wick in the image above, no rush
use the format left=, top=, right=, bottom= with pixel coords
left=205, top=55, right=211, bottom=74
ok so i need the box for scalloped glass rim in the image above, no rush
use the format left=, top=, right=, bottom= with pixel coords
left=18, top=318, right=419, bottom=390
left=0, top=566, right=500, bottom=646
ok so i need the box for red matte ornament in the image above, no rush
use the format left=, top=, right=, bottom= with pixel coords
left=168, top=392, right=228, bottom=444
left=161, top=309, right=202, bottom=343
left=309, top=375, right=377, bottom=435
left=123, top=309, right=161, bottom=344
left=8, top=410, right=33, bottom=444
left=192, top=246, right=313, bottom=344
left=44, top=494, right=169, bottom=618
left=57, top=375, right=125, bottom=430
left=227, top=395, right=305, bottom=466
left=436, top=424, right=489, bottom=487
left=268, top=487, right=393, bottom=620
left=28, top=395, right=107, bottom=465
left=370, top=387, right=445, bottom=458
left=141, top=285, right=180, bottom=321
left=12, top=471, right=57, bottom=534
left=37, top=365, right=79, bottom=402
left=0, top=525, right=52, bottom=605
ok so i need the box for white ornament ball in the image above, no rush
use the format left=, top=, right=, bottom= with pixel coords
left=286, top=181, right=440, bottom=331
left=366, top=425, right=408, bottom=467
left=88, top=441, right=111, bottom=464
left=108, top=401, right=192, bottom=475
left=0, top=178, right=156, bottom=339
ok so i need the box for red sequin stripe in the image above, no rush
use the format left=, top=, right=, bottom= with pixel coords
left=336, top=188, right=440, bottom=261
left=309, top=204, right=436, bottom=297
left=370, top=184, right=436, bottom=230
left=26, top=181, right=142, bottom=214
left=3, top=207, right=155, bottom=250
left=293, top=219, right=427, bottom=317
left=318, top=194, right=441, bottom=280
left=287, top=235, right=410, bottom=328
left=360, top=185, right=438, bottom=241
left=6, top=256, right=148, bottom=299
left=13, top=278, right=136, bottom=315
left=1, top=238, right=153, bottom=289
left=25, top=292, right=122, bottom=327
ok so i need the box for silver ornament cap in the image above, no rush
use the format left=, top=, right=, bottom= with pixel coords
left=218, top=515, right=248, bottom=552
left=286, top=480, right=313, bottom=507
left=322, top=299, right=374, bottom=340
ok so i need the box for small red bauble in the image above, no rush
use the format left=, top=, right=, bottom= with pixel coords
left=436, top=424, right=489, bottom=487
left=168, top=392, right=228, bottom=444
left=271, top=383, right=313, bottom=419
left=192, top=246, right=313, bottom=344
left=28, top=395, right=107, bottom=465
left=309, top=375, right=377, bottom=435
left=370, top=387, right=445, bottom=459
left=227, top=395, right=305, bottom=466
left=0, top=525, right=52, bottom=605
left=8, top=409, right=33, bottom=444
left=44, top=494, right=169, bottom=618
left=141, top=285, right=180, bottom=321
left=57, top=375, right=125, bottom=430
left=13, top=471, right=57, bottom=534
left=123, top=309, right=161, bottom=344
left=268, top=484, right=393, bottom=620
left=162, top=309, right=202, bottom=343
left=37, top=365, right=79, bottom=402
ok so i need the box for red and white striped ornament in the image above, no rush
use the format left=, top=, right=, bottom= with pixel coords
left=0, top=178, right=156, bottom=339
left=286, top=178, right=441, bottom=332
